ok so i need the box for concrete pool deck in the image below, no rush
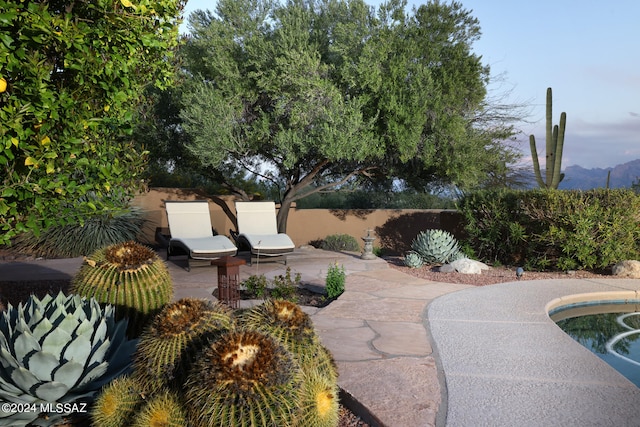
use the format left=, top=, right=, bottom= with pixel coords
left=429, top=278, right=640, bottom=426
left=2, top=248, right=640, bottom=426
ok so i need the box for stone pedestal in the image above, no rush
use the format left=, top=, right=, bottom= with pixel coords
left=361, top=232, right=377, bottom=260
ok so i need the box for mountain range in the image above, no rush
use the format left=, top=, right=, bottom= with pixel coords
left=557, top=159, right=640, bottom=190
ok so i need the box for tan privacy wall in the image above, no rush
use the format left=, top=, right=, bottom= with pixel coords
left=132, top=188, right=463, bottom=255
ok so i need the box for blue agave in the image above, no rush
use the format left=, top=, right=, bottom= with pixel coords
left=0, top=292, right=136, bottom=426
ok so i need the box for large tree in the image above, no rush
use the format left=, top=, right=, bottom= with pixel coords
left=169, top=0, right=519, bottom=231
left=0, top=0, right=185, bottom=244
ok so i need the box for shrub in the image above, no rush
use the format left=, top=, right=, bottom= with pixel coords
left=458, top=188, right=640, bottom=271
left=11, top=206, right=146, bottom=258
left=271, top=268, right=302, bottom=300
left=295, top=190, right=456, bottom=209
left=241, top=267, right=302, bottom=301
left=325, top=263, right=346, bottom=299
left=242, top=274, right=270, bottom=299
left=321, top=234, right=360, bottom=252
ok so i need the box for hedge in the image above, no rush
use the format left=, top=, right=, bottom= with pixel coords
left=457, top=189, right=640, bottom=271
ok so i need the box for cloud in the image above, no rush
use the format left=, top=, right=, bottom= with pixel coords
left=521, top=117, right=640, bottom=169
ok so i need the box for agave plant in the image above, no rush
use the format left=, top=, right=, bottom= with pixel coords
left=10, top=206, right=146, bottom=259
left=0, top=292, right=136, bottom=426
left=411, top=229, right=461, bottom=264
left=403, top=251, right=424, bottom=268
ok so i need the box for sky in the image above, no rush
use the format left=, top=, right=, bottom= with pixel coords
left=180, top=0, right=640, bottom=169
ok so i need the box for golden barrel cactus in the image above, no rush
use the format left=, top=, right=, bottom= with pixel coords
left=133, top=298, right=234, bottom=393
left=71, top=241, right=173, bottom=338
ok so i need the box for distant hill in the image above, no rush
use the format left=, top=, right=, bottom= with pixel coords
left=558, top=159, right=640, bottom=190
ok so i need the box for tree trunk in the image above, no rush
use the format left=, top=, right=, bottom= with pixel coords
left=208, top=195, right=238, bottom=231
left=276, top=198, right=293, bottom=234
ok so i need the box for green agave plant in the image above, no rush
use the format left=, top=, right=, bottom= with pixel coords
left=0, top=292, right=136, bottom=427
left=403, top=251, right=424, bottom=268
left=411, top=229, right=461, bottom=264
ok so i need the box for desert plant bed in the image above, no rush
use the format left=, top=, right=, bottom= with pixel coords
left=387, top=256, right=610, bottom=286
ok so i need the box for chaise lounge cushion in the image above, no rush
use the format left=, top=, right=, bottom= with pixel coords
left=165, top=201, right=237, bottom=265
left=235, top=201, right=294, bottom=256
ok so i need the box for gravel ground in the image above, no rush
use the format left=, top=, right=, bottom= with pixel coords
left=386, top=256, right=609, bottom=285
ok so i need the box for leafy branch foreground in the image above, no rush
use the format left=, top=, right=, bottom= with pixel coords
left=0, top=0, right=184, bottom=244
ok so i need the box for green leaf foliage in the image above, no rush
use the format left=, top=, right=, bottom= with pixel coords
left=325, top=262, right=345, bottom=299
left=0, top=0, right=186, bottom=245
left=11, top=206, right=146, bottom=258
left=458, top=189, right=640, bottom=271
left=146, top=0, right=519, bottom=232
left=321, top=233, right=361, bottom=252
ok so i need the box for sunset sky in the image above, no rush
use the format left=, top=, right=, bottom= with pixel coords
left=181, top=0, right=640, bottom=169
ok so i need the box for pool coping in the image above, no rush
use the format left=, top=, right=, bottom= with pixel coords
left=546, top=290, right=640, bottom=314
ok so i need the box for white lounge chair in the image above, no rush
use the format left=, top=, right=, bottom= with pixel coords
left=164, top=200, right=237, bottom=271
left=235, top=201, right=295, bottom=264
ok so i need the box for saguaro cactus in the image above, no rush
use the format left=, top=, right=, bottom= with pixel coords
left=529, top=87, right=567, bottom=189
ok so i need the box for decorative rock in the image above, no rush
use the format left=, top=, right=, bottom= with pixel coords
left=612, top=260, right=640, bottom=278
left=440, top=258, right=489, bottom=275
left=438, top=264, right=456, bottom=273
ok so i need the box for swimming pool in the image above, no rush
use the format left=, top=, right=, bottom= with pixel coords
left=550, top=301, right=640, bottom=388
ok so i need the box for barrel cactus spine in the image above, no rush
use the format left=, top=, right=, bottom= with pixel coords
left=184, top=329, right=302, bottom=427
left=91, top=375, right=145, bottom=427
left=71, top=241, right=174, bottom=338
left=240, top=299, right=338, bottom=381
left=240, top=299, right=317, bottom=349
left=240, top=300, right=340, bottom=426
left=294, top=365, right=340, bottom=427
left=133, top=298, right=234, bottom=393
left=131, top=390, right=187, bottom=427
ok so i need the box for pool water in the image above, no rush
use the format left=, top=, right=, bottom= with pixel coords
left=552, top=303, right=640, bottom=388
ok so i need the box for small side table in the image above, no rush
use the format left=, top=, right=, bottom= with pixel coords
left=211, top=256, right=246, bottom=308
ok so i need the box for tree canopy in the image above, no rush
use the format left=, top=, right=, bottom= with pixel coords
left=0, top=0, right=185, bottom=244
left=150, top=0, right=520, bottom=231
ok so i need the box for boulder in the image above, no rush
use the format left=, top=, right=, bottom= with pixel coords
left=440, top=258, right=489, bottom=275
left=612, top=260, right=640, bottom=278
left=439, top=264, right=456, bottom=273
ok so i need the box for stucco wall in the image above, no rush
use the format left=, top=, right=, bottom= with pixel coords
left=132, top=188, right=463, bottom=255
